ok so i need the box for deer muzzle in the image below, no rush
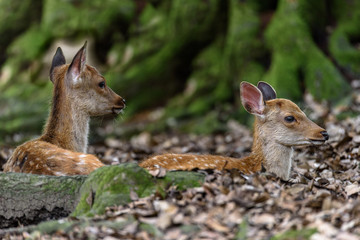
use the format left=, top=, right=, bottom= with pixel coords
left=112, top=98, right=126, bottom=114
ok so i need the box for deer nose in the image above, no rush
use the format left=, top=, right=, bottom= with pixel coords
left=118, top=98, right=126, bottom=109
left=320, top=131, right=329, bottom=141
left=121, top=98, right=126, bottom=107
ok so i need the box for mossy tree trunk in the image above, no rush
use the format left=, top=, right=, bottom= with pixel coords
left=1, top=0, right=360, bottom=137
left=0, top=173, right=86, bottom=228
left=109, top=0, right=229, bottom=115
left=0, top=163, right=204, bottom=229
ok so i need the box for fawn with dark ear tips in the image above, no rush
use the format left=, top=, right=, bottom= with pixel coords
left=4, top=42, right=125, bottom=176
left=139, top=81, right=329, bottom=181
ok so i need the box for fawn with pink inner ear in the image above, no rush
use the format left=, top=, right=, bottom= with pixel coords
left=4, top=42, right=126, bottom=176
left=139, top=81, right=329, bottom=180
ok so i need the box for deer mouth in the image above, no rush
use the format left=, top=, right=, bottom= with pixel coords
left=309, top=139, right=326, bottom=145
left=112, top=106, right=125, bottom=114
left=282, top=139, right=326, bottom=147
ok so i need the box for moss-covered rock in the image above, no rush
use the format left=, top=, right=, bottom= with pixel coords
left=72, top=163, right=204, bottom=217
left=3, top=215, right=137, bottom=238
left=0, top=164, right=204, bottom=228
left=0, top=172, right=86, bottom=228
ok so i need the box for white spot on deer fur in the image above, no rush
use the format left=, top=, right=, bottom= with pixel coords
left=194, top=157, right=198, bottom=160
left=55, top=171, right=65, bottom=176
left=29, top=161, right=34, bottom=166
left=79, top=154, right=87, bottom=158
left=204, top=164, right=209, bottom=167
left=72, top=75, right=81, bottom=85
left=179, top=157, right=182, bottom=159
left=36, top=164, right=39, bottom=168
left=79, top=159, right=86, bottom=165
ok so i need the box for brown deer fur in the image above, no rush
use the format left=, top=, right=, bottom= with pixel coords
left=4, top=42, right=125, bottom=176
left=139, top=82, right=329, bottom=180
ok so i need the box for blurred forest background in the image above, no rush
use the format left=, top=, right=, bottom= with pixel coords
left=0, top=0, right=360, bottom=144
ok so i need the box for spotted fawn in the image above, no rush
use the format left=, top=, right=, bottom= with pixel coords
left=4, top=42, right=125, bottom=175
left=140, top=82, right=329, bottom=180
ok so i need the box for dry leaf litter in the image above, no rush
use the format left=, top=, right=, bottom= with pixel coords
left=2, top=94, right=360, bottom=239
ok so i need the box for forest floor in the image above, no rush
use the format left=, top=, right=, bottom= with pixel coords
left=2, top=95, right=360, bottom=239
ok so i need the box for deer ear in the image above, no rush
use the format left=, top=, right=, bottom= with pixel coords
left=50, top=47, right=66, bottom=83
left=257, top=81, right=276, bottom=101
left=67, top=41, right=87, bottom=85
left=240, top=82, right=265, bottom=116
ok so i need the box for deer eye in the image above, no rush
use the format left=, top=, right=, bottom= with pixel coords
left=98, top=81, right=105, bottom=89
left=284, top=116, right=295, bottom=123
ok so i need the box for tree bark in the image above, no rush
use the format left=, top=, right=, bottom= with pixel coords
left=0, top=164, right=204, bottom=229
left=0, top=172, right=86, bottom=228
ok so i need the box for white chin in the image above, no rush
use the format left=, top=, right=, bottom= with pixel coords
left=294, top=140, right=325, bottom=146
left=112, top=109, right=123, bottom=114
left=309, top=140, right=326, bottom=146
left=280, top=140, right=324, bottom=147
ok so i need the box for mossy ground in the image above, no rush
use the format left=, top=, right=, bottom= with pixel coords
left=72, top=163, right=204, bottom=217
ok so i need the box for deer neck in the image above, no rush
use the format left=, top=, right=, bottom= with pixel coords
left=68, top=102, right=90, bottom=153
left=40, top=81, right=90, bottom=153
left=253, top=119, right=293, bottom=180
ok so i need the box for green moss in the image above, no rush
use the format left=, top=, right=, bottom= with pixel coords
left=181, top=111, right=227, bottom=134
left=180, top=224, right=201, bottom=234
left=38, top=176, right=86, bottom=197
left=234, top=220, right=249, bottom=240
left=22, top=215, right=137, bottom=236
left=8, top=26, right=51, bottom=62
left=328, top=0, right=360, bottom=78
left=72, top=164, right=154, bottom=217
left=140, top=223, right=163, bottom=238
left=72, top=163, right=204, bottom=217
left=36, top=220, right=74, bottom=234
left=162, top=171, right=205, bottom=190
left=305, top=47, right=347, bottom=100
left=1, top=0, right=354, bottom=138
left=0, top=82, right=50, bottom=142
left=271, top=228, right=317, bottom=240
left=263, top=52, right=303, bottom=100
left=0, top=0, right=42, bottom=56
left=263, top=0, right=350, bottom=102
left=42, top=0, right=135, bottom=37
left=109, top=0, right=226, bottom=118
left=158, top=0, right=264, bottom=130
